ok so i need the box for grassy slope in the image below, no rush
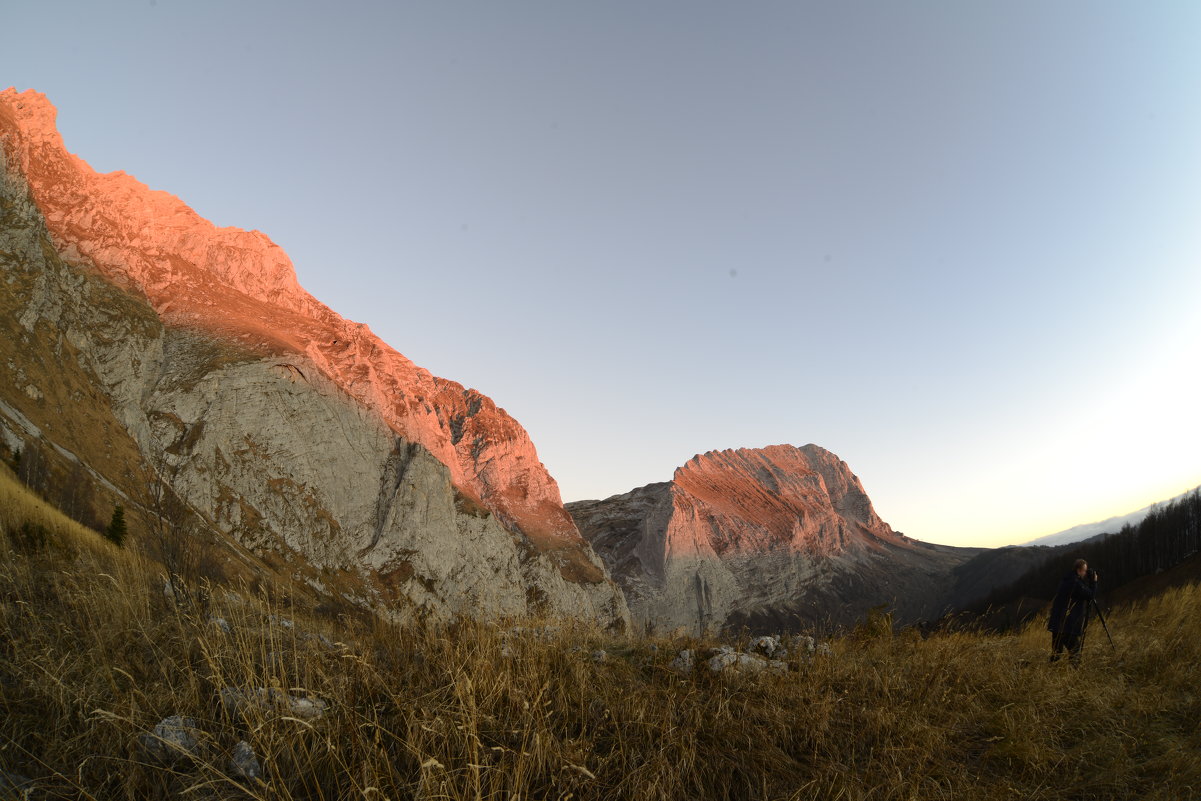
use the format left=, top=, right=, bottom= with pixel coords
left=0, top=462, right=120, bottom=558
left=1, top=468, right=1199, bottom=801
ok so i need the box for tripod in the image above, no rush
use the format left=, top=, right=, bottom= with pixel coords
left=1087, top=597, right=1117, bottom=652
left=1078, top=587, right=1116, bottom=656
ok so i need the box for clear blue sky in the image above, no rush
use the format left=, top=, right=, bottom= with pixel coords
left=6, top=1, right=1201, bottom=546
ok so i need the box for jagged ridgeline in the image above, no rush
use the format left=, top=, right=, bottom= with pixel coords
left=0, top=88, right=628, bottom=628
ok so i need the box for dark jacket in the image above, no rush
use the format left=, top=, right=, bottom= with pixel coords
left=1047, top=572, right=1096, bottom=635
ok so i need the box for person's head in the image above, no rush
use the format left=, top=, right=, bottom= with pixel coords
left=1074, top=558, right=1088, bottom=577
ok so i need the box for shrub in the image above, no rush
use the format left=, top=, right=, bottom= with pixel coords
left=8, top=521, right=48, bottom=553
left=853, top=602, right=894, bottom=640
left=104, top=505, right=127, bottom=547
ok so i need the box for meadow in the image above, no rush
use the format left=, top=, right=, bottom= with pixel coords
left=1, top=465, right=1198, bottom=801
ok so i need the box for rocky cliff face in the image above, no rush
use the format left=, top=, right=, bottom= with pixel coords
left=0, top=88, right=628, bottom=627
left=568, top=445, right=976, bottom=633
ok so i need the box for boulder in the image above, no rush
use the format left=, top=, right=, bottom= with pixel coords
left=707, top=652, right=787, bottom=676
left=138, top=716, right=204, bottom=763
left=748, top=635, right=787, bottom=660
left=669, top=649, right=695, bottom=675
left=228, top=740, right=263, bottom=783
left=220, top=687, right=328, bottom=721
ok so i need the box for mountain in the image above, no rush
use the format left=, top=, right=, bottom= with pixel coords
left=1021, top=485, right=1201, bottom=547
left=567, top=444, right=979, bottom=634
left=0, top=88, right=628, bottom=627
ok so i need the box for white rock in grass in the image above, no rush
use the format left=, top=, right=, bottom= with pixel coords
left=219, top=686, right=250, bottom=716
left=209, top=617, right=232, bottom=635
left=220, top=687, right=328, bottom=720
left=289, top=695, right=328, bottom=719
left=229, top=740, right=263, bottom=782
left=590, top=649, right=607, bottom=663
left=707, top=652, right=788, bottom=676
left=748, top=635, right=787, bottom=659
left=708, top=651, right=752, bottom=674
left=139, top=716, right=203, bottom=762
left=669, top=649, right=695, bottom=675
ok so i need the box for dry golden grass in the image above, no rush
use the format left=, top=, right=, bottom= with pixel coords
left=1, top=472, right=1199, bottom=801
left=0, top=463, right=118, bottom=559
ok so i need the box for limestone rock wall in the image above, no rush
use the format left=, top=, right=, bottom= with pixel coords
left=0, top=89, right=628, bottom=628
left=0, top=87, right=590, bottom=558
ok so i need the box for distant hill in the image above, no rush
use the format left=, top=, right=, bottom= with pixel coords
left=1022, top=485, right=1200, bottom=546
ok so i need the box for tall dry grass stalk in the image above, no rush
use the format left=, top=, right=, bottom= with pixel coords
left=1, top=467, right=1198, bottom=800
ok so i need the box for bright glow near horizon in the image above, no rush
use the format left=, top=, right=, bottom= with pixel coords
left=4, top=1, right=1200, bottom=548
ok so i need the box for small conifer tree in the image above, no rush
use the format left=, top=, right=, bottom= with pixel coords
left=104, top=504, right=127, bottom=547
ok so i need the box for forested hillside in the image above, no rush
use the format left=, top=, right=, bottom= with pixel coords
left=968, top=489, right=1201, bottom=627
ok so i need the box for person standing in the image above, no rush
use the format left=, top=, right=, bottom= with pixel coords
left=1047, top=558, right=1098, bottom=665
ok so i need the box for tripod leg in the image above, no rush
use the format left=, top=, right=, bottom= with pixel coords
left=1091, top=599, right=1116, bottom=651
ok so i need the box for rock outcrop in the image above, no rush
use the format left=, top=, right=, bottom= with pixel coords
left=568, top=445, right=977, bottom=633
left=0, top=88, right=628, bottom=627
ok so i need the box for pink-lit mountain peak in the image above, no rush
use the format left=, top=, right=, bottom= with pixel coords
left=669, top=444, right=898, bottom=553
left=0, top=87, right=586, bottom=558
left=0, top=89, right=307, bottom=314
left=568, top=443, right=952, bottom=632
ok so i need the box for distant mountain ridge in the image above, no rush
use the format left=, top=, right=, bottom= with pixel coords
left=963, top=487, right=1201, bottom=631
left=1022, top=485, right=1201, bottom=547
